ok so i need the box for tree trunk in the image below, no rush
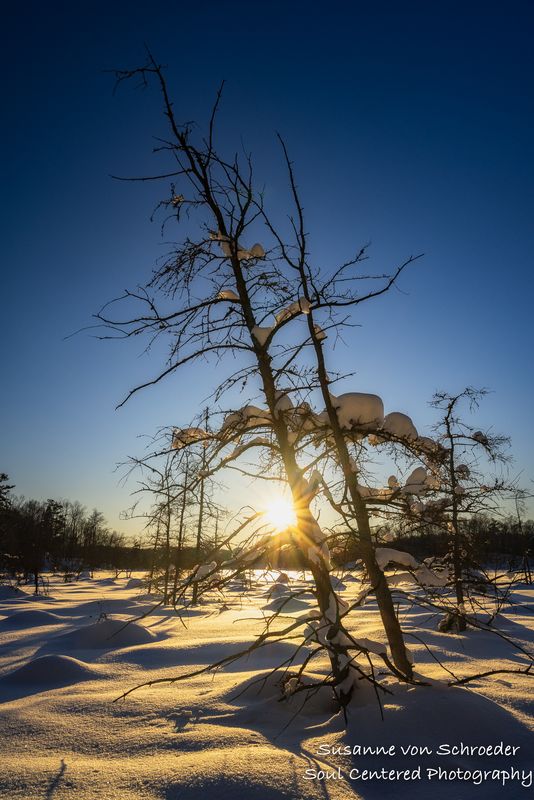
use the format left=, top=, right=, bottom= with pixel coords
left=191, top=445, right=206, bottom=606
left=295, top=505, right=355, bottom=709
left=205, top=182, right=388, bottom=703
left=355, top=510, right=414, bottom=676
left=163, top=499, right=171, bottom=605
left=308, top=314, right=414, bottom=678
left=172, top=466, right=189, bottom=605
left=446, top=408, right=467, bottom=632
left=147, top=522, right=161, bottom=595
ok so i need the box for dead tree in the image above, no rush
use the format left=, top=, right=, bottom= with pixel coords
left=121, top=441, right=220, bottom=603
left=429, top=388, right=520, bottom=631
left=95, top=53, right=429, bottom=710
left=255, top=141, right=420, bottom=677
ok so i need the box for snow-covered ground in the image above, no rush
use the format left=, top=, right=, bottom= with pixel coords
left=0, top=572, right=532, bottom=799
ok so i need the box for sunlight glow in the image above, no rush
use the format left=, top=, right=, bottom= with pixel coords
left=264, top=495, right=297, bottom=532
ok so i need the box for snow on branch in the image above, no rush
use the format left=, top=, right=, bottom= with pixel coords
left=172, top=427, right=211, bottom=449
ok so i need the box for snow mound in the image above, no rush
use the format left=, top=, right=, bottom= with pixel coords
left=0, top=609, right=64, bottom=628
left=0, top=654, right=100, bottom=686
left=0, top=585, right=30, bottom=601
left=51, top=618, right=156, bottom=650
left=266, top=582, right=290, bottom=598
left=415, top=564, right=448, bottom=587
left=264, top=595, right=311, bottom=613
left=61, top=597, right=148, bottom=617
left=125, top=578, right=145, bottom=589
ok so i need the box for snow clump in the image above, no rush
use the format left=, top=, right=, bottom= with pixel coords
left=329, top=393, right=384, bottom=431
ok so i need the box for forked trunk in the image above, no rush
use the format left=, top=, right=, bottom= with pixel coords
left=310, top=318, right=414, bottom=679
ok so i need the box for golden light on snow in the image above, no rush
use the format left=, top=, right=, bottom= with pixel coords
left=264, top=495, right=297, bottom=532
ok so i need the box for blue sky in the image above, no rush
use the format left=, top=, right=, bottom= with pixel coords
left=2, top=1, right=533, bottom=535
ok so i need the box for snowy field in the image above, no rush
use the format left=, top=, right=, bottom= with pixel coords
left=0, top=572, right=533, bottom=800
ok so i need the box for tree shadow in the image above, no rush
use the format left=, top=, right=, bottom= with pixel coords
left=165, top=670, right=533, bottom=800
left=45, top=759, right=66, bottom=799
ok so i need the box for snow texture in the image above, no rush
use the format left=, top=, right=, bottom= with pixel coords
left=275, top=297, right=312, bottom=325
left=217, top=289, right=239, bottom=301
left=313, top=324, right=327, bottom=341
left=249, top=243, right=266, bottom=258
left=0, top=572, right=532, bottom=800
left=382, top=412, right=418, bottom=439
left=192, top=561, right=218, bottom=581
left=375, top=547, right=420, bottom=571
left=251, top=326, right=273, bottom=346
left=52, top=618, right=157, bottom=649
left=352, top=636, right=387, bottom=656
left=274, top=390, right=293, bottom=414
left=0, top=609, right=64, bottom=628
left=401, top=466, right=438, bottom=496
left=329, top=392, right=384, bottom=430
left=0, top=654, right=102, bottom=686
left=222, top=406, right=272, bottom=432
left=172, top=427, right=209, bottom=449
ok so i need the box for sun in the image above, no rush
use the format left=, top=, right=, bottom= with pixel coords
left=264, top=495, right=297, bottom=532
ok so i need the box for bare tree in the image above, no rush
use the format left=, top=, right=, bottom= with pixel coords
left=95, top=53, right=433, bottom=711
left=429, top=388, right=521, bottom=630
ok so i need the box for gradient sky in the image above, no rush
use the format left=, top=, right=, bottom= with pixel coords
left=2, top=1, right=533, bottom=536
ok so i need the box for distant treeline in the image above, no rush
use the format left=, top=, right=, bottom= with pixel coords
left=389, top=515, right=534, bottom=564
left=0, top=473, right=229, bottom=592
left=0, top=477, right=127, bottom=590
left=336, top=514, right=534, bottom=567
left=1, top=474, right=532, bottom=594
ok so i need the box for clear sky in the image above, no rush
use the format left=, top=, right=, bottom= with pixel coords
left=2, top=1, right=533, bottom=536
